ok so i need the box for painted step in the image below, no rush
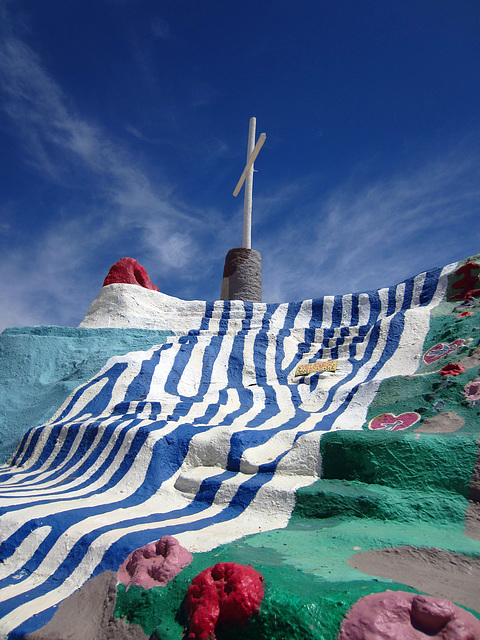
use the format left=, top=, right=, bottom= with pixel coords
left=320, top=430, right=478, bottom=497
left=293, top=477, right=469, bottom=525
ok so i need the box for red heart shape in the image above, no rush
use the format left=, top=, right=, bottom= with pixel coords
left=423, top=340, right=465, bottom=364
left=368, top=412, right=421, bottom=431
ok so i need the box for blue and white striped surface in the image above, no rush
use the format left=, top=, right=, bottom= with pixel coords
left=0, top=263, right=454, bottom=637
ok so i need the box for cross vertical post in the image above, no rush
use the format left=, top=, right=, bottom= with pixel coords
left=243, top=117, right=256, bottom=249
left=233, top=117, right=266, bottom=248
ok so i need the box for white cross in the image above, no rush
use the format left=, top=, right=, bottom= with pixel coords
left=233, top=117, right=266, bottom=249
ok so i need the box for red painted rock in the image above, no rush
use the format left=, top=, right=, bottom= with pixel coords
left=337, top=591, right=480, bottom=639
left=186, top=562, right=264, bottom=640
left=368, top=412, right=421, bottom=431
left=117, top=535, right=192, bottom=589
left=439, top=363, right=466, bottom=377
left=103, top=257, right=159, bottom=291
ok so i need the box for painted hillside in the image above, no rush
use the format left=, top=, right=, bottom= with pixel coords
left=0, top=255, right=479, bottom=639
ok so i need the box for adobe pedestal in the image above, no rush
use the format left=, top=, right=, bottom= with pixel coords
left=220, top=247, right=262, bottom=303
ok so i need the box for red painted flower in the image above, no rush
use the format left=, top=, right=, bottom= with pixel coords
left=186, top=563, right=264, bottom=640
left=439, top=363, right=466, bottom=377
left=456, top=311, right=474, bottom=318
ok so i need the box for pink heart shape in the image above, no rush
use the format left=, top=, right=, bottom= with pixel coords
left=368, top=412, right=421, bottom=431
left=423, top=340, right=465, bottom=364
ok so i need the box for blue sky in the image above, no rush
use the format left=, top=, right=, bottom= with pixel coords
left=1, top=1, right=480, bottom=330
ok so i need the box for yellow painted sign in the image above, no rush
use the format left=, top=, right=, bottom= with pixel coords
left=295, top=360, right=337, bottom=376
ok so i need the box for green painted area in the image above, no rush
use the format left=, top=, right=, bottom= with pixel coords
left=114, top=529, right=408, bottom=640
left=114, top=513, right=480, bottom=639
left=294, top=476, right=470, bottom=524
left=320, top=431, right=478, bottom=497
left=0, top=326, right=173, bottom=464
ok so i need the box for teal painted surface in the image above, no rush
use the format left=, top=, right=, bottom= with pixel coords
left=0, top=326, right=173, bottom=464
left=320, top=430, right=479, bottom=497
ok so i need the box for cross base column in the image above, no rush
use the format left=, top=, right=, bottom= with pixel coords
left=220, top=248, right=262, bottom=303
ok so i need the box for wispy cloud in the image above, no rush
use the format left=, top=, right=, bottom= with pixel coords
left=0, top=19, right=227, bottom=330
left=0, top=215, right=103, bottom=328
left=259, top=144, right=480, bottom=302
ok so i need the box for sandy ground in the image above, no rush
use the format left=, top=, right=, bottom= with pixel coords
left=27, top=571, right=147, bottom=640
left=348, top=545, right=480, bottom=611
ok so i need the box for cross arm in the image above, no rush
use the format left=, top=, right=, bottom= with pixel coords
left=233, top=132, right=266, bottom=197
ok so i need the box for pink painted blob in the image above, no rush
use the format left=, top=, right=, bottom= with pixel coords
left=117, top=535, right=192, bottom=590
left=337, top=591, right=480, bottom=639
left=463, top=378, right=480, bottom=405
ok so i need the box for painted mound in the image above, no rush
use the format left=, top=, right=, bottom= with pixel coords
left=0, top=257, right=480, bottom=638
